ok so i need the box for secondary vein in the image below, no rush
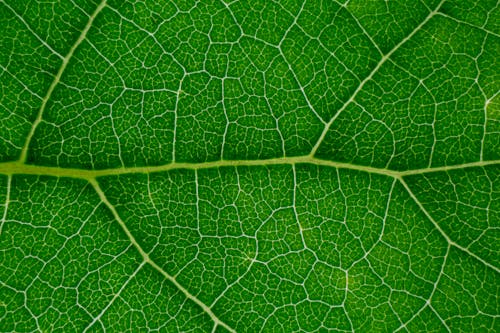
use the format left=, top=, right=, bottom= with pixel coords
left=18, top=0, right=108, bottom=163
left=400, top=177, right=500, bottom=274
left=90, top=179, right=236, bottom=333
left=309, top=0, right=446, bottom=156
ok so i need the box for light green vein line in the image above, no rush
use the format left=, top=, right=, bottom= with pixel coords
left=399, top=177, right=500, bottom=274
left=82, top=261, right=146, bottom=333
left=399, top=159, right=500, bottom=176
left=309, top=0, right=446, bottom=156
left=18, top=0, right=108, bottom=164
left=0, top=157, right=399, bottom=179
left=394, top=244, right=451, bottom=333
left=90, top=179, right=236, bottom=333
left=0, top=175, right=12, bottom=234
left=0, top=158, right=499, bottom=180
left=436, top=12, right=500, bottom=38
left=1, top=1, right=64, bottom=59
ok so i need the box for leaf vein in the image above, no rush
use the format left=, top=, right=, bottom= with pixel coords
left=309, top=0, right=446, bottom=156
left=18, top=0, right=108, bottom=164
left=90, top=178, right=236, bottom=333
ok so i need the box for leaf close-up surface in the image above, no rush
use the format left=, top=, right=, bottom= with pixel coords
left=0, top=0, right=499, bottom=332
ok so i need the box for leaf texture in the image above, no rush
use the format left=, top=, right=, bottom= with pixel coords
left=0, top=0, right=499, bottom=332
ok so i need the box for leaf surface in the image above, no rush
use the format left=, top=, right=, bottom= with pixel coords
left=0, top=0, right=499, bottom=332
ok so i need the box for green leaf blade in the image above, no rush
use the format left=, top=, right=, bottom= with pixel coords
left=0, top=0, right=498, bottom=331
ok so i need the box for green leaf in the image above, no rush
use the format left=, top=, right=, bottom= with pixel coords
left=0, top=0, right=498, bottom=332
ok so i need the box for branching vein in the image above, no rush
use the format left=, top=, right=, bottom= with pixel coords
left=399, top=177, right=500, bottom=274
left=1, top=157, right=498, bottom=180
left=18, top=0, right=108, bottom=164
left=90, top=178, right=236, bottom=333
left=309, top=0, right=446, bottom=156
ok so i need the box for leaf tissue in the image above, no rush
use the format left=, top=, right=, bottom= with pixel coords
left=0, top=0, right=499, bottom=332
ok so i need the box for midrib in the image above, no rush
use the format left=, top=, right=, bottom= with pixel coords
left=0, top=157, right=498, bottom=180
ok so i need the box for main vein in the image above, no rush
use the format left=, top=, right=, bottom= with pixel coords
left=1, top=157, right=499, bottom=180
left=18, top=0, right=108, bottom=164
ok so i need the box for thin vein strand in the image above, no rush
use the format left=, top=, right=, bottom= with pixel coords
left=1, top=1, right=64, bottom=59
left=0, top=175, right=12, bottom=234
left=399, top=159, right=500, bottom=176
left=82, top=261, right=146, bottom=333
